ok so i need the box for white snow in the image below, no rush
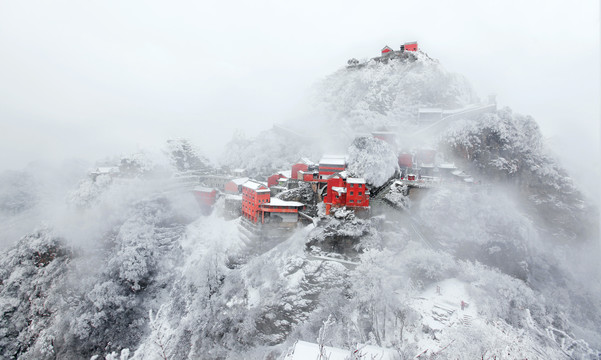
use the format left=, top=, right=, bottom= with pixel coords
left=327, top=171, right=347, bottom=180
left=346, top=178, right=366, bottom=184
left=242, top=180, right=268, bottom=190
left=419, top=108, right=443, bottom=113
left=356, top=344, right=399, bottom=360
left=192, top=186, right=215, bottom=192
left=285, top=341, right=399, bottom=360
left=231, top=177, right=249, bottom=186
left=278, top=170, right=292, bottom=178
left=93, top=166, right=119, bottom=174
left=331, top=186, right=346, bottom=194
left=438, top=163, right=457, bottom=169
left=298, top=157, right=315, bottom=165
left=265, top=198, right=304, bottom=207
left=319, top=155, right=347, bottom=166
left=285, top=340, right=349, bottom=360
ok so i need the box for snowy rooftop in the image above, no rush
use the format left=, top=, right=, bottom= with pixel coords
left=278, top=170, right=292, bottom=178
left=438, top=163, right=457, bottom=169
left=319, top=155, right=346, bottom=166
left=230, top=177, right=249, bottom=186
left=331, top=186, right=347, bottom=194
left=242, top=180, right=267, bottom=191
left=327, top=171, right=348, bottom=180
left=193, top=186, right=215, bottom=193
left=265, top=198, right=304, bottom=207
left=451, top=170, right=467, bottom=177
left=347, top=178, right=366, bottom=184
left=297, top=157, right=315, bottom=165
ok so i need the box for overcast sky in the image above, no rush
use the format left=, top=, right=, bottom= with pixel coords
left=0, top=1, right=599, bottom=185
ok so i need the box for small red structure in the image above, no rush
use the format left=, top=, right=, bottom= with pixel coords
left=381, top=45, right=393, bottom=55
left=404, top=41, right=418, bottom=52
left=346, top=178, right=369, bottom=207
left=318, top=156, right=346, bottom=182
left=267, top=174, right=282, bottom=188
left=240, top=179, right=305, bottom=224
left=323, top=172, right=347, bottom=209
left=268, top=170, right=291, bottom=187
left=192, top=186, right=217, bottom=208
left=398, top=153, right=413, bottom=168
left=224, top=177, right=249, bottom=194
left=241, top=180, right=271, bottom=223
left=323, top=172, right=370, bottom=215
left=291, top=158, right=315, bottom=180
left=299, top=170, right=319, bottom=182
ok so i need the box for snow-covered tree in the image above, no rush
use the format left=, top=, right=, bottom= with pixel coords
left=347, top=136, right=399, bottom=187
left=164, top=138, right=211, bottom=173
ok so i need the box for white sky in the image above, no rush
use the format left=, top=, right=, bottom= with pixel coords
left=0, top=0, right=599, bottom=184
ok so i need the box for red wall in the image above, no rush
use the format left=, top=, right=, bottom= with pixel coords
left=398, top=153, right=413, bottom=168
left=405, top=43, right=418, bottom=51
left=193, top=190, right=217, bottom=207
left=302, top=172, right=317, bottom=182
left=323, top=176, right=346, bottom=206
left=323, top=176, right=369, bottom=213
left=291, top=163, right=309, bottom=179
left=242, top=186, right=270, bottom=223
left=318, top=166, right=345, bottom=182
left=268, top=174, right=283, bottom=187
left=224, top=181, right=240, bottom=193
left=346, top=182, right=369, bottom=207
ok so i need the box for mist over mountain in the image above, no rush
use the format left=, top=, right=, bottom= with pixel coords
left=1, top=49, right=600, bottom=360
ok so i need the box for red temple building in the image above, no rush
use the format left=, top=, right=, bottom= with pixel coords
left=267, top=170, right=291, bottom=187
left=241, top=180, right=271, bottom=223
left=299, top=170, right=319, bottom=182
left=398, top=153, right=413, bottom=168
left=291, top=158, right=315, bottom=180
left=192, top=186, right=217, bottom=208
left=381, top=45, right=393, bottom=55
left=224, top=177, right=250, bottom=194
left=242, top=179, right=305, bottom=224
left=323, top=171, right=370, bottom=215
left=318, top=156, right=346, bottom=182
left=404, top=41, right=418, bottom=52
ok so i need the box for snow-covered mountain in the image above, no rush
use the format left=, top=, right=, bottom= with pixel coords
left=1, top=51, right=600, bottom=360
left=310, top=52, right=479, bottom=136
